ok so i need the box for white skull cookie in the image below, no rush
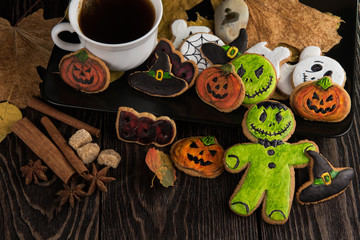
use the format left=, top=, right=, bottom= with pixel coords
left=292, top=46, right=346, bottom=88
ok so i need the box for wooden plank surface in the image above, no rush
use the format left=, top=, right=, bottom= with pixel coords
left=0, top=0, right=359, bottom=239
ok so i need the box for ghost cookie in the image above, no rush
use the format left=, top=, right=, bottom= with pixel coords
left=171, top=19, right=211, bottom=49
left=116, top=107, right=176, bottom=147
left=195, top=63, right=245, bottom=112
left=224, top=100, right=318, bottom=224
left=292, top=46, right=346, bottom=88
left=201, top=28, right=248, bottom=65
left=231, top=53, right=277, bottom=106
left=290, top=76, right=351, bottom=122
left=179, top=33, right=224, bottom=73
left=147, top=39, right=198, bottom=88
left=214, top=0, right=249, bottom=43
left=297, top=150, right=355, bottom=205
left=170, top=136, right=224, bottom=178
left=129, top=50, right=188, bottom=97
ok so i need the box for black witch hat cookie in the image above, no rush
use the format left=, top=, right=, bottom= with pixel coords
left=128, top=50, right=188, bottom=97
left=200, top=28, right=248, bottom=66
left=297, top=150, right=355, bottom=204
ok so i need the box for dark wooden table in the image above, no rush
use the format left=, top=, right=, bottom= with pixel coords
left=1, top=0, right=359, bottom=239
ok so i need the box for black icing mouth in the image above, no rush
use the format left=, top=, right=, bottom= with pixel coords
left=306, top=99, right=336, bottom=114
left=245, top=76, right=273, bottom=99
left=250, top=121, right=291, bottom=137
left=207, top=83, right=228, bottom=99
left=187, top=153, right=213, bottom=166
left=72, top=73, right=94, bottom=84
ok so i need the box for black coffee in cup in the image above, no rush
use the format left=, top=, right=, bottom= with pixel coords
left=78, top=0, right=155, bottom=44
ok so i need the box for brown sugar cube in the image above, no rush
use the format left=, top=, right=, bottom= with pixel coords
left=76, top=143, right=100, bottom=164
left=68, top=129, right=92, bottom=149
left=97, top=149, right=121, bottom=168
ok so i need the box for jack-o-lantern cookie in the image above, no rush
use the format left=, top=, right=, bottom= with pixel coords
left=201, top=28, right=248, bottom=65
left=179, top=33, right=225, bottom=73
left=116, top=107, right=176, bottom=147
left=195, top=63, right=245, bottom=112
left=224, top=100, right=319, bottom=224
left=170, top=136, right=224, bottom=178
left=231, top=53, right=277, bottom=106
left=59, top=48, right=110, bottom=93
left=129, top=50, right=188, bottom=97
left=290, top=76, right=351, bottom=122
left=147, top=39, right=198, bottom=88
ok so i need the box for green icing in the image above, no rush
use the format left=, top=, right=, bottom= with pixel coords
left=246, top=103, right=295, bottom=141
left=225, top=142, right=316, bottom=222
left=316, top=76, right=333, bottom=90
left=231, top=54, right=277, bottom=105
left=201, top=136, right=215, bottom=146
left=75, top=50, right=89, bottom=63
left=148, top=70, right=172, bottom=79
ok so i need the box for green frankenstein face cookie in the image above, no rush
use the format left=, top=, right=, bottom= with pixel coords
left=224, top=100, right=317, bottom=224
left=245, top=101, right=295, bottom=142
left=231, top=54, right=277, bottom=105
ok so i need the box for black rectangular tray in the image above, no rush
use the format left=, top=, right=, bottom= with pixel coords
left=41, top=0, right=357, bottom=137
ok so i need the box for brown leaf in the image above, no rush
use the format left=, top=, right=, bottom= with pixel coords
left=245, top=0, right=342, bottom=52
left=0, top=9, right=61, bottom=108
left=145, top=147, right=176, bottom=188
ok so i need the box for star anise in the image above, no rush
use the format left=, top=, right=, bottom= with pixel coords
left=20, top=159, right=48, bottom=185
left=85, top=163, right=116, bottom=196
left=56, top=178, right=87, bottom=208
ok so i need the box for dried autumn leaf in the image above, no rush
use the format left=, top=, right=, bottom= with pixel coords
left=188, top=13, right=214, bottom=32
left=176, top=0, right=203, bottom=11
left=145, top=147, right=176, bottom=188
left=0, top=101, right=22, bottom=142
left=0, top=9, right=61, bottom=108
left=245, top=0, right=342, bottom=52
left=158, top=0, right=188, bottom=40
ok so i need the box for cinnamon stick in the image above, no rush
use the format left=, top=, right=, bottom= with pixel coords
left=40, top=116, right=90, bottom=180
left=11, top=118, right=75, bottom=184
left=27, top=97, right=100, bottom=137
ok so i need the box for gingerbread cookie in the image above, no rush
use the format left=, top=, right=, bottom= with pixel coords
left=201, top=28, right=248, bottom=65
left=147, top=39, right=198, bottom=88
left=129, top=50, right=188, bottom=97
left=290, top=76, right=351, bottom=122
left=224, top=100, right=318, bottom=224
left=195, top=63, right=245, bottom=112
left=170, top=136, right=224, bottom=178
left=59, top=48, right=110, bottom=93
left=179, top=33, right=224, bottom=73
left=297, top=150, right=354, bottom=205
left=171, top=19, right=211, bottom=49
left=231, top=53, right=277, bottom=106
left=116, top=107, right=176, bottom=147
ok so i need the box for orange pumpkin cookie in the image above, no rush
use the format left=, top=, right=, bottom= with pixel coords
left=59, top=48, right=110, bottom=93
left=195, top=63, right=245, bottom=112
left=170, top=136, right=224, bottom=178
left=290, top=76, right=351, bottom=122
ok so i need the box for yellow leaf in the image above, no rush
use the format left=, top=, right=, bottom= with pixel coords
left=0, top=101, right=22, bottom=142
left=145, top=147, right=176, bottom=188
left=0, top=9, right=61, bottom=108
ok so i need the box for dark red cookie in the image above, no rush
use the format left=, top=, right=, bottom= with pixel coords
left=116, top=107, right=177, bottom=147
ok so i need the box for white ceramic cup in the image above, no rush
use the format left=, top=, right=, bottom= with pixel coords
left=51, top=0, right=163, bottom=71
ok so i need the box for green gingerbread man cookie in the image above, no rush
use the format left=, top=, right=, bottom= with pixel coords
left=224, top=100, right=318, bottom=224
left=231, top=53, right=277, bottom=106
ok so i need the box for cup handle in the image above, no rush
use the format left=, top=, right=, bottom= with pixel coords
left=51, top=22, right=85, bottom=52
